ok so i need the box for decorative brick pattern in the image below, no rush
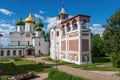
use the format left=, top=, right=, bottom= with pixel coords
left=68, top=53, right=78, bottom=61
left=82, top=39, right=89, bottom=51
left=69, top=40, right=78, bottom=51
left=69, top=32, right=78, bottom=37
left=82, top=54, right=89, bottom=62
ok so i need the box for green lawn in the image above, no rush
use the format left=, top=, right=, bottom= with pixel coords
left=0, top=58, right=13, bottom=63
left=0, top=58, right=52, bottom=75
left=43, top=57, right=120, bottom=71
left=45, top=68, right=86, bottom=80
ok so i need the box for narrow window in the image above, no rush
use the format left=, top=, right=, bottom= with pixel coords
left=19, top=50, right=22, bottom=56
left=1, top=50, right=4, bottom=56
left=72, top=20, right=78, bottom=30
left=39, top=42, right=40, bottom=46
left=81, top=20, right=86, bottom=29
left=28, top=41, right=29, bottom=46
left=13, top=50, right=16, bottom=56
left=39, top=50, right=40, bottom=54
left=7, top=50, right=10, bottom=56
left=18, top=41, right=20, bottom=46
left=56, top=31, right=59, bottom=36
left=67, top=23, right=70, bottom=32
left=62, top=26, right=65, bottom=35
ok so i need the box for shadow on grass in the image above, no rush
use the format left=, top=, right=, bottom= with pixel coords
left=0, top=62, right=51, bottom=75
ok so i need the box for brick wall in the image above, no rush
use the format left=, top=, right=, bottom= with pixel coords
left=82, top=39, right=89, bottom=51
left=69, top=40, right=78, bottom=51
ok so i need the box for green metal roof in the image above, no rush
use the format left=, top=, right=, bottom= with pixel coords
left=16, top=17, right=25, bottom=26
left=35, top=19, right=44, bottom=31
left=36, top=25, right=42, bottom=31
left=0, top=46, right=27, bottom=49
left=36, top=18, right=44, bottom=27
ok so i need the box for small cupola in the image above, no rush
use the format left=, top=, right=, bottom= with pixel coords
left=16, top=17, right=25, bottom=26
left=35, top=19, right=44, bottom=31
left=57, top=5, right=69, bottom=24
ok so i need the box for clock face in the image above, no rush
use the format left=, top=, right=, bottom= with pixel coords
left=26, top=33, right=30, bottom=37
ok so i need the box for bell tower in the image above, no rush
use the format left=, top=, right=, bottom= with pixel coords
left=57, top=5, right=69, bottom=25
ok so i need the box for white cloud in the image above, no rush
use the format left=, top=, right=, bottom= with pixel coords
left=69, top=15, right=73, bottom=18
left=90, top=24, right=105, bottom=37
left=39, top=10, right=44, bottom=14
left=0, top=23, right=16, bottom=45
left=0, top=8, right=14, bottom=16
left=34, top=13, right=44, bottom=20
left=44, top=17, right=57, bottom=31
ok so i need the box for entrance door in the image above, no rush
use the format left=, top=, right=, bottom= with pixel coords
left=28, top=50, right=32, bottom=55
left=26, top=48, right=34, bottom=56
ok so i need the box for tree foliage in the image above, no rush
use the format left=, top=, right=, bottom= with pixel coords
left=103, top=9, right=120, bottom=67
left=91, top=34, right=105, bottom=57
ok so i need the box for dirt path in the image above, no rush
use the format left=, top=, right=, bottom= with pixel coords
left=26, top=57, right=120, bottom=80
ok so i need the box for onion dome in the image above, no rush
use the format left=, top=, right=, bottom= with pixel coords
left=36, top=25, right=42, bottom=31
left=16, top=17, right=25, bottom=26
left=35, top=19, right=44, bottom=31
left=25, top=13, right=35, bottom=23
left=36, top=18, right=44, bottom=27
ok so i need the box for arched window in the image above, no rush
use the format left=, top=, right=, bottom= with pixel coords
left=7, top=50, right=10, bottom=56
left=28, top=41, right=29, bottom=46
left=1, top=50, right=4, bottom=56
left=56, top=31, right=59, bottom=36
left=72, top=20, right=78, bottom=30
left=13, top=50, right=16, bottom=56
left=18, top=41, right=20, bottom=46
left=19, top=50, right=22, bottom=56
left=39, top=50, right=40, bottom=54
left=39, top=42, right=40, bottom=46
left=67, top=23, right=71, bottom=32
left=62, top=25, right=65, bottom=35
left=81, top=19, right=86, bottom=29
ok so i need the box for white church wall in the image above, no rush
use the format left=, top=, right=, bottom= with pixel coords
left=33, top=38, right=49, bottom=56
left=25, top=23, right=35, bottom=33
left=0, top=49, right=24, bottom=57
left=50, top=29, right=56, bottom=59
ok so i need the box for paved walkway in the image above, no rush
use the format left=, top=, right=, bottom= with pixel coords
left=26, top=57, right=120, bottom=80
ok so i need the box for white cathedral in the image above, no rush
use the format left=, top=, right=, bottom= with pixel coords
left=50, top=5, right=92, bottom=64
left=0, top=13, right=49, bottom=57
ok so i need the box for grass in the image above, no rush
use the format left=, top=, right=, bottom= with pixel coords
left=45, top=68, right=86, bottom=80
left=0, top=58, right=52, bottom=75
left=43, top=57, right=120, bottom=71
left=0, top=58, right=13, bottom=63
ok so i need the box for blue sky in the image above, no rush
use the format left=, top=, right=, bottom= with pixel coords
left=0, top=0, right=120, bottom=45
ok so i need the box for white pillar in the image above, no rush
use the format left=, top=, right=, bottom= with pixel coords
left=35, top=31, right=42, bottom=37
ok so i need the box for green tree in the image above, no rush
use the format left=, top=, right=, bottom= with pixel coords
left=91, top=34, right=105, bottom=57
left=111, top=28, right=120, bottom=67
left=103, top=9, right=120, bottom=67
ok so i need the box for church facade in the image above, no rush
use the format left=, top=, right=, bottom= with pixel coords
left=0, top=13, right=49, bottom=57
left=50, top=6, right=92, bottom=64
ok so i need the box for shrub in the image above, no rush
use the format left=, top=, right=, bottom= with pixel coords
left=47, top=68, right=84, bottom=80
left=12, top=56, right=22, bottom=61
